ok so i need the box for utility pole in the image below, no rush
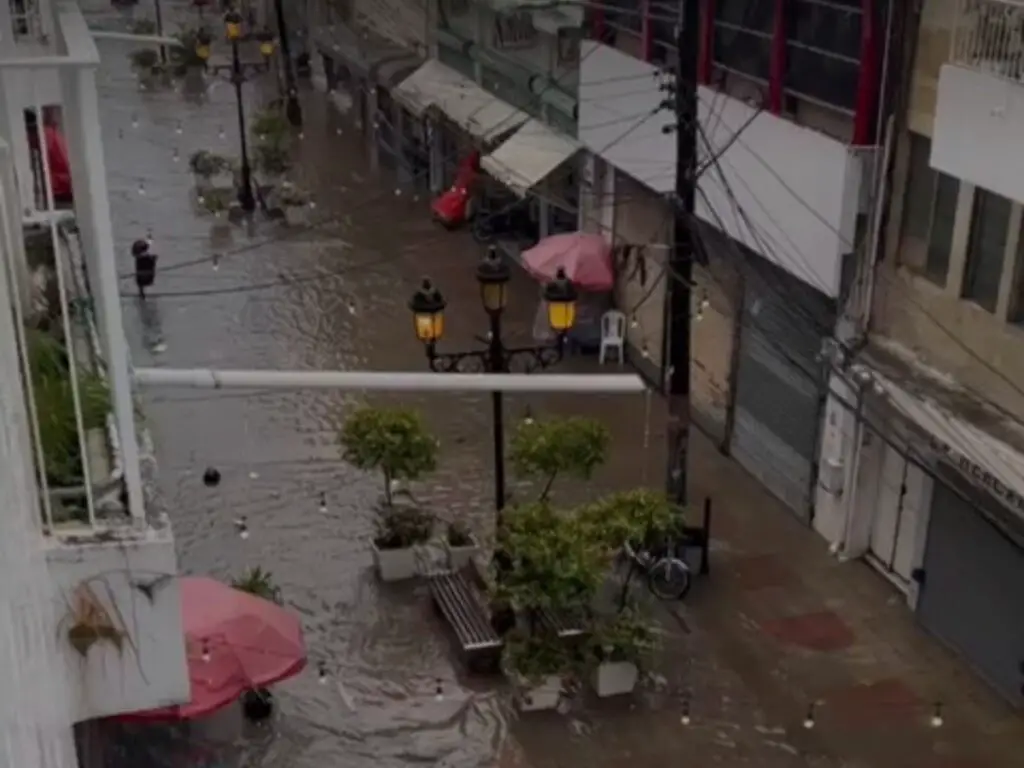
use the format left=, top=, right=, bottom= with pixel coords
left=665, top=0, right=700, bottom=507
left=272, top=0, right=303, bottom=127
left=154, top=0, right=167, bottom=63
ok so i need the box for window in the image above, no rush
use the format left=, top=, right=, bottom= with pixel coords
left=1009, top=221, right=1024, bottom=324
left=963, top=188, right=1012, bottom=312
left=712, top=0, right=774, bottom=82
left=783, top=0, right=862, bottom=112
left=899, top=134, right=958, bottom=286
left=649, top=0, right=680, bottom=66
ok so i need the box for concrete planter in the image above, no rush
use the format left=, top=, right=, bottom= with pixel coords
left=371, top=542, right=419, bottom=582
left=591, top=661, right=639, bottom=698
left=444, top=535, right=479, bottom=570
left=515, top=675, right=563, bottom=712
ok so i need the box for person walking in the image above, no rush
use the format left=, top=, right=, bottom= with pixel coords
left=131, top=239, right=157, bottom=299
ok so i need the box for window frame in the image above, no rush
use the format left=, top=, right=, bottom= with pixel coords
left=962, top=187, right=1013, bottom=313
left=898, top=133, right=958, bottom=287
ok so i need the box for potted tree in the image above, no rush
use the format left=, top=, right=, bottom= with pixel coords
left=503, top=629, right=578, bottom=711
left=509, top=415, right=609, bottom=502
left=443, top=521, right=478, bottom=570
left=340, top=405, right=438, bottom=582
left=587, top=607, right=660, bottom=697
left=189, top=150, right=235, bottom=206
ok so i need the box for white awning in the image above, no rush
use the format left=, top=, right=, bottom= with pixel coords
left=870, top=370, right=1024, bottom=525
left=392, top=59, right=528, bottom=142
left=481, top=119, right=580, bottom=197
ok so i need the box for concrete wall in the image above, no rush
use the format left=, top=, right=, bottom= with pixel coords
left=45, top=527, right=189, bottom=722
left=875, top=0, right=1024, bottom=424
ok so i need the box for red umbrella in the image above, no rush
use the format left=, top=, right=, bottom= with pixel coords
left=522, top=232, right=614, bottom=291
left=118, top=577, right=307, bottom=722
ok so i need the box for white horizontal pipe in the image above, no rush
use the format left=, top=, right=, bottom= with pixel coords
left=134, top=368, right=648, bottom=394
left=89, top=31, right=185, bottom=46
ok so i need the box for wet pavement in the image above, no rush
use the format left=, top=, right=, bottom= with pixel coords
left=87, top=5, right=1024, bottom=768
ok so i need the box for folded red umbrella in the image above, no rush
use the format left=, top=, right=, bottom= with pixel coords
left=117, top=577, right=306, bottom=722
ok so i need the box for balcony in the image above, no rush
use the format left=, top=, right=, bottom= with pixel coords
left=932, top=0, right=1024, bottom=203
left=0, top=3, right=190, bottom=721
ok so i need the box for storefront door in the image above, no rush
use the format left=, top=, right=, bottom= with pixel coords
left=865, top=438, right=927, bottom=587
left=730, top=264, right=830, bottom=519
left=916, top=480, right=1024, bottom=707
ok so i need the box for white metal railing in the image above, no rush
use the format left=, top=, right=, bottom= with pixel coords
left=952, top=0, right=1024, bottom=82
left=8, top=0, right=44, bottom=42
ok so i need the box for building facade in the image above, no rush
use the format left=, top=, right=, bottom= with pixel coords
left=579, top=1, right=887, bottom=519
left=0, top=0, right=189, bottom=755
left=817, top=0, right=1024, bottom=708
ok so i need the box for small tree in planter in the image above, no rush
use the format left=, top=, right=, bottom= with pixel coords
left=503, top=629, right=580, bottom=711
left=251, top=109, right=293, bottom=181
left=444, top=521, right=478, bottom=570
left=509, top=416, right=609, bottom=502
left=586, top=606, right=660, bottom=697
left=340, top=405, right=438, bottom=581
left=189, top=150, right=234, bottom=192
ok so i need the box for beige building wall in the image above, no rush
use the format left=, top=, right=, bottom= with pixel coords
left=691, top=257, right=740, bottom=437
left=875, top=0, right=1024, bottom=423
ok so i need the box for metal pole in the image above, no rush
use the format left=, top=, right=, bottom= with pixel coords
left=231, top=38, right=256, bottom=212
left=489, top=312, right=506, bottom=515
left=154, top=0, right=167, bottom=63
left=665, top=2, right=699, bottom=507
left=272, top=0, right=303, bottom=127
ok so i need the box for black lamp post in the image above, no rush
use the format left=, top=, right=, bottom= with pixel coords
left=408, top=248, right=578, bottom=518
left=195, top=14, right=276, bottom=214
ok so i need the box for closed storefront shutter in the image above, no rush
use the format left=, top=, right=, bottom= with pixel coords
left=730, top=263, right=830, bottom=518
left=917, top=480, right=1024, bottom=707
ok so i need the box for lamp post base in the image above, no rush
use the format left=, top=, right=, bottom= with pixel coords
left=285, top=95, right=303, bottom=128
left=237, top=185, right=256, bottom=213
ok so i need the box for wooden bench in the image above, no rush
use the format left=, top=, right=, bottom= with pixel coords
left=537, top=608, right=585, bottom=640
left=428, top=571, right=503, bottom=673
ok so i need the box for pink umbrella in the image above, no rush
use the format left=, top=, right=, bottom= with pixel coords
left=522, top=232, right=614, bottom=291
left=117, top=577, right=307, bottom=722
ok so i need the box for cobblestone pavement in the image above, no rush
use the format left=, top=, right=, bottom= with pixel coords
left=89, top=4, right=1023, bottom=765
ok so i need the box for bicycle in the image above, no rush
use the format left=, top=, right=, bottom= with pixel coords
left=620, top=535, right=692, bottom=601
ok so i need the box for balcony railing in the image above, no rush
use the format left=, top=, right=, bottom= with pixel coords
left=951, top=0, right=1024, bottom=82
left=8, top=0, right=44, bottom=42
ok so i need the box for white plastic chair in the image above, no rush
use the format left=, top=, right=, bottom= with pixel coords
left=599, top=310, right=626, bottom=366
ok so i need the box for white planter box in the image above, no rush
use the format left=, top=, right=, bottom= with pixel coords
left=371, top=542, right=419, bottom=582
left=516, top=675, right=563, bottom=712
left=444, top=537, right=479, bottom=570
left=591, top=661, right=639, bottom=698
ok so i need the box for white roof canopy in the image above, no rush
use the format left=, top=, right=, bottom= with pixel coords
left=392, top=59, right=528, bottom=143
left=481, top=119, right=580, bottom=197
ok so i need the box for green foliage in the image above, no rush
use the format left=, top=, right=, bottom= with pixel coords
left=168, top=27, right=209, bottom=72
left=375, top=505, right=434, bottom=549
left=339, top=405, right=438, bottom=505
left=503, top=629, right=580, bottom=683
left=129, top=48, right=160, bottom=72
left=231, top=566, right=282, bottom=604
left=576, top=488, right=680, bottom=554
left=189, top=150, right=232, bottom=178
left=509, top=416, right=609, bottom=501
left=27, top=329, right=109, bottom=485
left=129, top=19, right=158, bottom=35
left=494, top=503, right=605, bottom=616
left=588, top=606, right=660, bottom=667
left=446, top=520, right=474, bottom=547
left=251, top=109, right=293, bottom=176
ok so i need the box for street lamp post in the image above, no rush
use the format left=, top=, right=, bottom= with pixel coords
left=408, top=248, right=578, bottom=518
left=196, top=15, right=277, bottom=214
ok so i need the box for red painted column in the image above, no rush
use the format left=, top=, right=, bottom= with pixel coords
left=853, top=0, right=879, bottom=145
left=768, top=0, right=787, bottom=113
left=641, top=0, right=653, bottom=61
left=698, top=0, right=715, bottom=83
left=591, top=5, right=605, bottom=41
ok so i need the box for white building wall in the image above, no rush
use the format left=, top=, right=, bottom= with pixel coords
left=0, top=168, right=79, bottom=767
left=578, top=41, right=867, bottom=299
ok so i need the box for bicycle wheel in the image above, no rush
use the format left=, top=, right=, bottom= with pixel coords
left=647, top=557, right=692, bottom=601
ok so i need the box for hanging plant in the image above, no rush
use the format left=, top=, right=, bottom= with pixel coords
left=62, top=582, right=129, bottom=658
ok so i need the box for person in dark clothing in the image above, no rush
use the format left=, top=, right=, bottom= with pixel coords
left=131, top=239, right=157, bottom=299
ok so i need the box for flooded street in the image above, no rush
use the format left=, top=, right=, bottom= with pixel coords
left=84, top=6, right=883, bottom=768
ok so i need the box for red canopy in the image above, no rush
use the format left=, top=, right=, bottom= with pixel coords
left=118, top=577, right=306, bottom=722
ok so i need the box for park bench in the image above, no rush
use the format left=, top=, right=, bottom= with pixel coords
left=428, top=571, right=503, bottom=673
